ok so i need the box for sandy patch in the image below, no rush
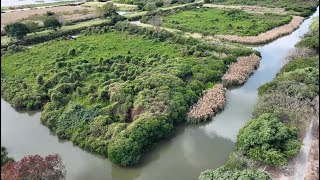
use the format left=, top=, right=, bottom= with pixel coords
left=1, top=5, right=96, bottom=29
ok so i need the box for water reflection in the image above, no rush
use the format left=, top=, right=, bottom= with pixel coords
left=1, top=6, right=319, bottom=180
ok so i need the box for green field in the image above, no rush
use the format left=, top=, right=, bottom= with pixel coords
left=161, top=8, right=292, bottom=36
left=1, top=26, right=254, bottom=166
left=210, top=0, right=319, bottom=17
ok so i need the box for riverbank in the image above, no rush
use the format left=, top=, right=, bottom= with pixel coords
left=199, top=11, right=319, bottom=179
left=217, top=16, right=305, bottom=45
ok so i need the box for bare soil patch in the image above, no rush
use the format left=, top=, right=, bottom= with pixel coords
left=1, top=5, right=96, bottom=29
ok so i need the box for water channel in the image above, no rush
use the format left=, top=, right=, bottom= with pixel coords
left=1, top=7, right=319, bottom=180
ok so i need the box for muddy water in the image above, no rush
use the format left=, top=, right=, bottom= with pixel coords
left=1, top=7, right=319, bottom=180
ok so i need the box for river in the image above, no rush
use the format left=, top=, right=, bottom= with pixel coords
left=1, top=7, right=319, bottom=180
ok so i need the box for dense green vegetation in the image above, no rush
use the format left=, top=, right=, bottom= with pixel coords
left=2, top=23, right=254, bottom=166
left=237, top=113, right=301, bottom=166
left=199, top=167, right=271, bottom=180
left=198, top=15, right=319, bottom=180
left=209, top=0, right=319, bottom=17
left=1, top=147, right=14, bottom=166
left=160, top=8, right=292, bottom=36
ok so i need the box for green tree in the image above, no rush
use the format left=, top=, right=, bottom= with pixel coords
left=4, top=22, right=30, bottom=39
left=43, top=17, right=62, bottom=31
left=237, top=113, right=301, bottom=166
left=24, top=21, right=39, bottom=35
left=98, top=2, right=119, bottom=18
left=144, top=2, right=156, bottom=12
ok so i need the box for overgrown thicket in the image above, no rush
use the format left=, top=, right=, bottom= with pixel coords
left=153, top=8, right=292, bottom=36
left=2, top=22, right=255, bottom=166
left=209, top=0, right=319, bottom=17
left=199, top=17, right=319, bottom=180
left=1, top=147, right=13, bottom=166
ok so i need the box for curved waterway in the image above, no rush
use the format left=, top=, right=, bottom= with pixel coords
left=1, top=7, right=319, bottom=180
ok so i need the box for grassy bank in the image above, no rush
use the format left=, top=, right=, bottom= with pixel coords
left=160, top=8, right=292, bottom=36
left=199, top=17, right=319, bottom=180
left=209, top=0, right=319, bottom=17
left=1, top=23, right=255, bottom=166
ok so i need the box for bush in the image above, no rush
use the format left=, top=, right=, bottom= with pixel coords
left=237, top=113, right=301, bottom=166
left=198, top=167, right=271, bottom=180
left=4, top=22, right=30, bottom=39
left=43, top=17, right=62, bottom=31
left=98, top=2, right=119, bottom=18
left=24, top=21, right=40, bottom=34
left=1, top=147, right=14, bottom=166
left=107, top=137, right=141, bottom=166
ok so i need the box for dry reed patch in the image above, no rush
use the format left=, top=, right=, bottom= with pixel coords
left=203, top=4, right=287, bottom=15
left=187, top=84, right=227, bottom=124
left=222, top=53, right=260, bottom=87
left=1, top=6, right=96, bottom=29
left=217, top=16, right=305, bottom=45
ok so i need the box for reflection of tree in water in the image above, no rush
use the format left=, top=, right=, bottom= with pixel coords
left=110, top=126, right=186, bottom=180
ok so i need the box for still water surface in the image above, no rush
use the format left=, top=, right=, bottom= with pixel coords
left=1, top=7, right=319, bottom=180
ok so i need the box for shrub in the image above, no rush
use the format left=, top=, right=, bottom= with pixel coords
left=237, top=113, right=301, bottom=166
left=43, top=17, right=62, bottom=31
left=24, top=21, right=40, bottom=34
left=1, top=154, right=66, bottom=180
left=107, top=137, right=141, bottom=166
left=1, top=147, right=14, bottom=166
left=4, top=22, right=30, bottom=39
left=98, top=2, right=119, bottom=18
left=198, top=167, right=271, bottom=180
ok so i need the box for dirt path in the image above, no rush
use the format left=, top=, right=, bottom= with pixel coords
left=203, top=4, right=288, bottom=15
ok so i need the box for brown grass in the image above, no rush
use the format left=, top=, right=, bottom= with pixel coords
left=222, top=53, right=260, bottom=87
left=203, top=4, right=287, bottom=15
left=1, top=5, right=96, bottom=30
left=217, top=16, right=305, bottom=45
left=187, top=84, right=227, bottom=124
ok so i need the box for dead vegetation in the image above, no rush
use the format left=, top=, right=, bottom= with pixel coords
left=187, top=84, right=227, bottom=124
left=222, top=53, right=260, bottom=87
left=217, top=16, right=305, bottom=45
left=203, top=4, right=287, bottom=15
left=1, top=5, right=97, bottom=30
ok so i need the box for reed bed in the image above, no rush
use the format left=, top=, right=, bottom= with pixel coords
left=187, top=84, right=227, bottom=124
left=222, top=53, right=260, bottom=87
left=217, top=16, right=305, bottom=45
